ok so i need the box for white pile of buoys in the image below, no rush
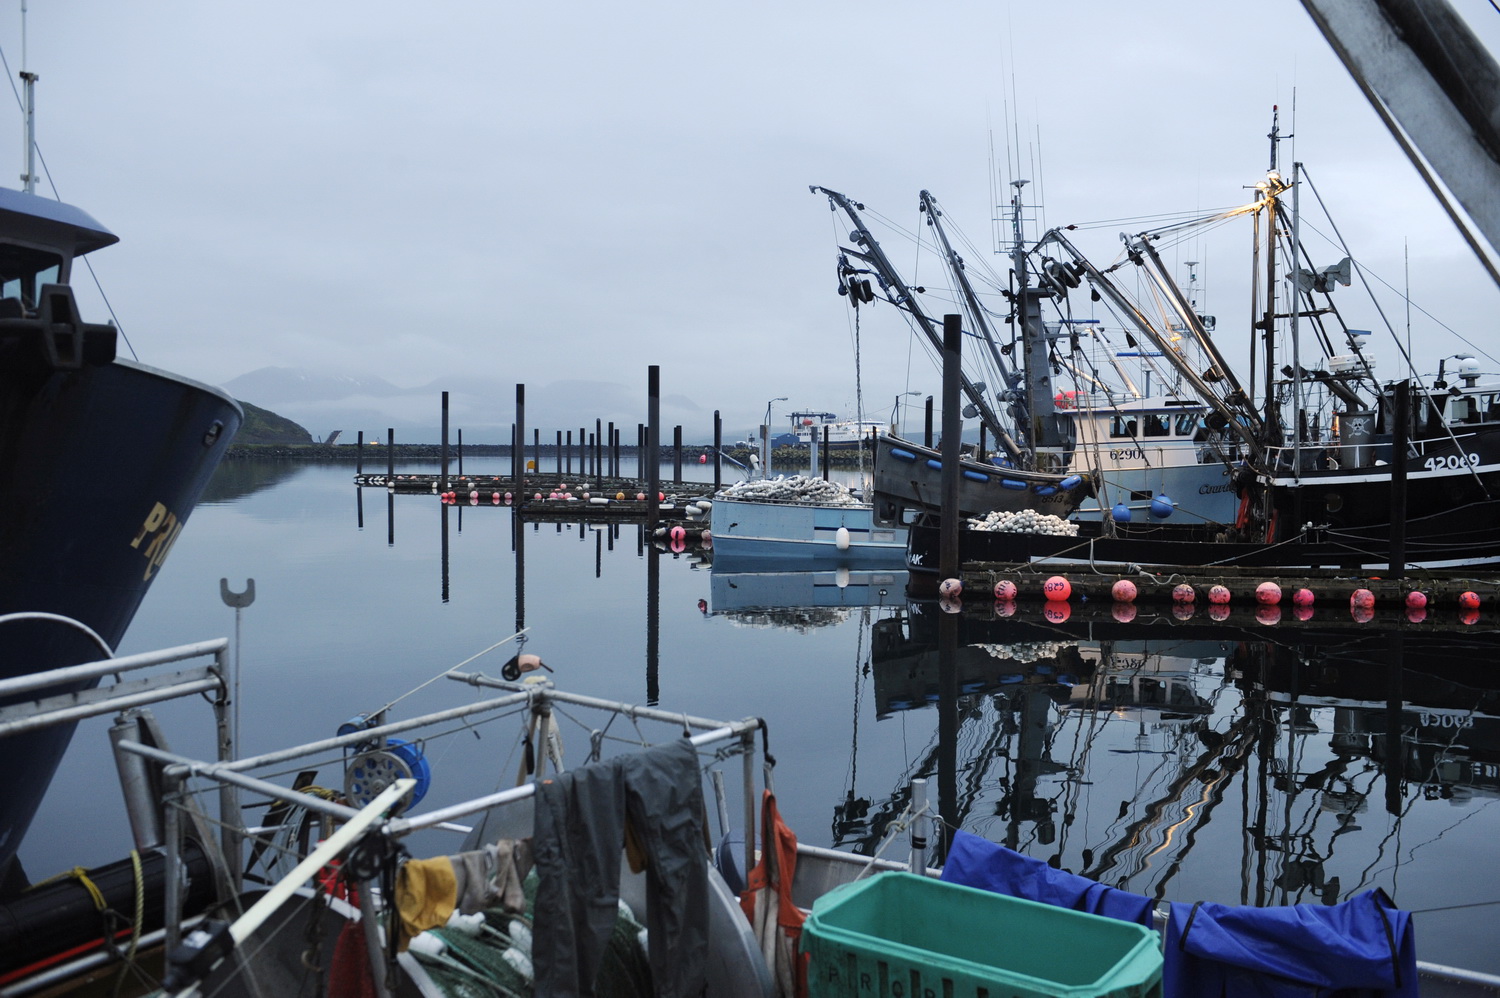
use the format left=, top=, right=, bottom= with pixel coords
left=976, top=641, right=1068, bottom=663
left=718, top=475, right=862, bottom=506
left=967, top=509, right=1078, bottom=536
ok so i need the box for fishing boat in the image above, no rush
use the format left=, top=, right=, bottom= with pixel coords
left=815, top=185, right=1240, bottom=531
left=0, top=70, right=242, bottom=895
left=708, top=477, right=907, bottom=567
left=784, top=411, right=886, bottom=451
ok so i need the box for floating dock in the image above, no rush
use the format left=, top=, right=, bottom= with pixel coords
left=356, top=472, right=717, bottom=521
left=946, top=561, right=1500, bottom=613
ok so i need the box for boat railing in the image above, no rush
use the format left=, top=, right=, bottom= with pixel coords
left=111, top=672, right=767, bottom=959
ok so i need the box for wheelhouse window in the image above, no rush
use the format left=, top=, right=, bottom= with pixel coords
left=1110, top=416, right=1138, bottom=438
left=1173, top=413, right=1198, bottom=436
left=0, top=244, right=63, bottom=311
left=1143, top=414, right=1170, bottom=437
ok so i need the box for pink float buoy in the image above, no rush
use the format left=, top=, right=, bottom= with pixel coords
left=669, top=525, right=686, bottom=543
left=1294, top=605, right=1315, bottom=622
left=994, top=579, right=1018, bottom=601
left=1406, top=606, right=1427, bottom=624
left=1292, top=588, right=1315, bottom=607
left=1111, top=579, right=1137, bottom=603
left=1171, top=584, right=1195, bottom=604
left=939, top=578, right=962, bottom=598
left=1042, top=576, right=1072, bottom=600
left=1208, top=585, right=1231, bottom=605
left=1255, top=582, right=1281, bottom=605
left=1172, top=603, right=1195, bottom=620
left=1461, top=608, right=1480, bottom=625
left=1405, top=590, right=1427, bottom=609
left=1208, top=604, right=1231, bottom=621
left=1350, top=588, right=1375, bottom=610
left=1459, top=591, right=1481, bottom=610
left=1042, top=600, right=1071, bottom=623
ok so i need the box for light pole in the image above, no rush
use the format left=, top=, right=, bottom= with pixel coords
left=892, top=391, right=920, bottom=437
left=763, top=397, right=787, bottom=478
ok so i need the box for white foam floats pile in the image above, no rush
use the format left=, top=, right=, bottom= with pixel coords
left=718, top=475, right=863, bottom=506
left=967, top=509, right=1079, bottom=536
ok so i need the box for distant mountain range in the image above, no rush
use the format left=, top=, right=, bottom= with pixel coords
left=220, top=366, right=719, bottom=445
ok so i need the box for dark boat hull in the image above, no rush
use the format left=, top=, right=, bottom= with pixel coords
left=0, top=355, right=241, bottom=885
left=872, top=433, right=1091, bottom=527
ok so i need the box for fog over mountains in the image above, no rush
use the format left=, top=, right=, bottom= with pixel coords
left=220, top=367, right=728, bottom=444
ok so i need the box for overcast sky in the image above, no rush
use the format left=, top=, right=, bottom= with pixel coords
left=8, top=1, right=1500, bottom=439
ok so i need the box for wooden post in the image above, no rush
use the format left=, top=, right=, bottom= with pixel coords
left=458, top=428, right=464, bottom=476
left=387, top=427, right=395, bottom=480
left=441, top=390, right=450, bottom=487
left=1390, top=380, right=1410, bottom=579
left=713, top=410, right=722, bottom=490
left=924, top=396, right=935, bottom=448
left=516, top=385, right=527, bottom=483
left=673, top=425, right=683, bottom=482
left=556, top=430, right=563, bottom=473
left=356, top=430, right=364, bottom=474
left=647, top=368, right=661, bottom=529
left=940, top=316, right=962, bottom=582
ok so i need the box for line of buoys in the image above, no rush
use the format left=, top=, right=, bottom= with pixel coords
left=972, top=573, right=1483, bottom=612
left=981, top=598, right=1481, bottom=626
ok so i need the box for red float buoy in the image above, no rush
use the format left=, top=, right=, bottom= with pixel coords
left=1042, top=576, right=1072, bottom=600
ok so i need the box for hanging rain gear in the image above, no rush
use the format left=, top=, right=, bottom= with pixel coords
left=739, top=789, right=806, bottom=998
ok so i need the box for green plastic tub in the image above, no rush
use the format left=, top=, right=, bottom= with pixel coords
left=802, top=872, right=1163, bottom=998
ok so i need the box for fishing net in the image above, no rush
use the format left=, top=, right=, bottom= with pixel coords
left=407, top=873, right=652, bottom=998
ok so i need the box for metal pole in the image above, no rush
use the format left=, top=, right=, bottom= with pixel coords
left=356, top=431, right=363, bottom=474
left=516, top=385, right=527, bottom=481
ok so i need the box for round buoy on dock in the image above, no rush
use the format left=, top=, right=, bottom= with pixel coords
left=1460, top=591, right=1481, bottom=610
left=1255, top=582, right=1281, bottom=605
left=1208, top=585, right=1231, bottom=605
left=994, top=579, right=1018, bottom=601
left=1292, top=588, right=1314, bottom=607
left=1406, top=591, right=1427, bottom=609
left=1172, top=584, right=1195, bottom=604
left=1110, top=579, right=1137, bottom=603
left=1351, top=588, right=1375, bottom=610
left=939, top=578, right=962, bottom=598
left=1042, top=576, right=1072, bottom=600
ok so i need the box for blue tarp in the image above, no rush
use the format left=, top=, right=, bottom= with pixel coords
left=939, top=831, right=1155, bottom=927
left=941, top=833, right=1418, bottom=998
left=1164, top=891, right=1417, bottom=998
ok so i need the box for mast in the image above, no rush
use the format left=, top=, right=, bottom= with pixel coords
left=19, top=0, right=36, bottom=196
left=812, top=185, right=1025, bottom=464
left=918, top=189, right=1024, bottom=428
left=1258, top=109, right=1284, bottom=445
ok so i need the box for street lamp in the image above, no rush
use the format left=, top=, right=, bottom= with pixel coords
left=763, top=397, right=787, bottom=477
left=892, top=391, right=921, bottom=437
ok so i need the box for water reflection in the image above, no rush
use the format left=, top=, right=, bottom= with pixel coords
left=845, top=600, right=1500, bottom=915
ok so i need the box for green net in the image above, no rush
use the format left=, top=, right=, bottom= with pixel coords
left=408, top=872, right=652, bottom=998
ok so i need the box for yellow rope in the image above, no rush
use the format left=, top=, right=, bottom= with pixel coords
left=26, top=866, right=107, bottom=910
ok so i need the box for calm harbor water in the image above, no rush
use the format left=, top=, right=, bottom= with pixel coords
left=20, top=459, right=1500, bottom=972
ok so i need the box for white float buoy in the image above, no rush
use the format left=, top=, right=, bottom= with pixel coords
left=835, top=526, right=851, bottom=551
